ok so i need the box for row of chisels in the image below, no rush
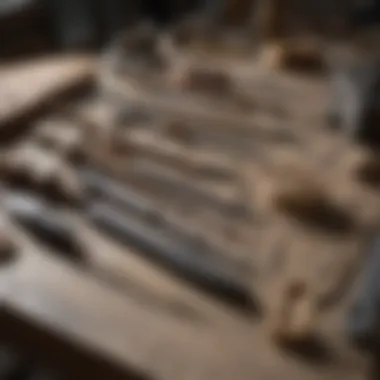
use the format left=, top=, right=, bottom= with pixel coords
left=5, top=167, right=380, bottom=345
left=1, top=164, right=254, bottom=311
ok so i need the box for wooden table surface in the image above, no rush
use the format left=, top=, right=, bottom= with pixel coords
left=0, top=54, right=376, bottom=380
left=0, top=213, right=370, bottom=380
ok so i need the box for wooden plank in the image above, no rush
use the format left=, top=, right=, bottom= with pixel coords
left=0, top=55, right=94, bottom=140
left=0, top=214, right=369, bottom=380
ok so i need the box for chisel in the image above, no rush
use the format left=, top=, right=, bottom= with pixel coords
left=87, top=201, right=254, bottom=310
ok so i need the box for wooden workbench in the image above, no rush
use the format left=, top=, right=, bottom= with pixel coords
left=0, top=212, right=370, bottom=380
left=0, top=52, right=376, bottom=380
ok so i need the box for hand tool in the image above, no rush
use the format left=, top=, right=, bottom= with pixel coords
left=80, top=167, right=250, bottom=268
left=4, top=192, right=84, bottom=262
left=87, top=201, right=254, bottom=310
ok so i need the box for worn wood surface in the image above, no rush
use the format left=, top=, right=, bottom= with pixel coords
left=0, top=212, right=370, bottom=380
left=0, top=47, right=377, bottom=379
left=0, top=55, right=94, bottom=139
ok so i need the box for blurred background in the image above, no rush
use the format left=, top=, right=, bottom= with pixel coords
left=1, top=0, right=379, bottom=60
left=1, top=0, right=380, bottom=379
